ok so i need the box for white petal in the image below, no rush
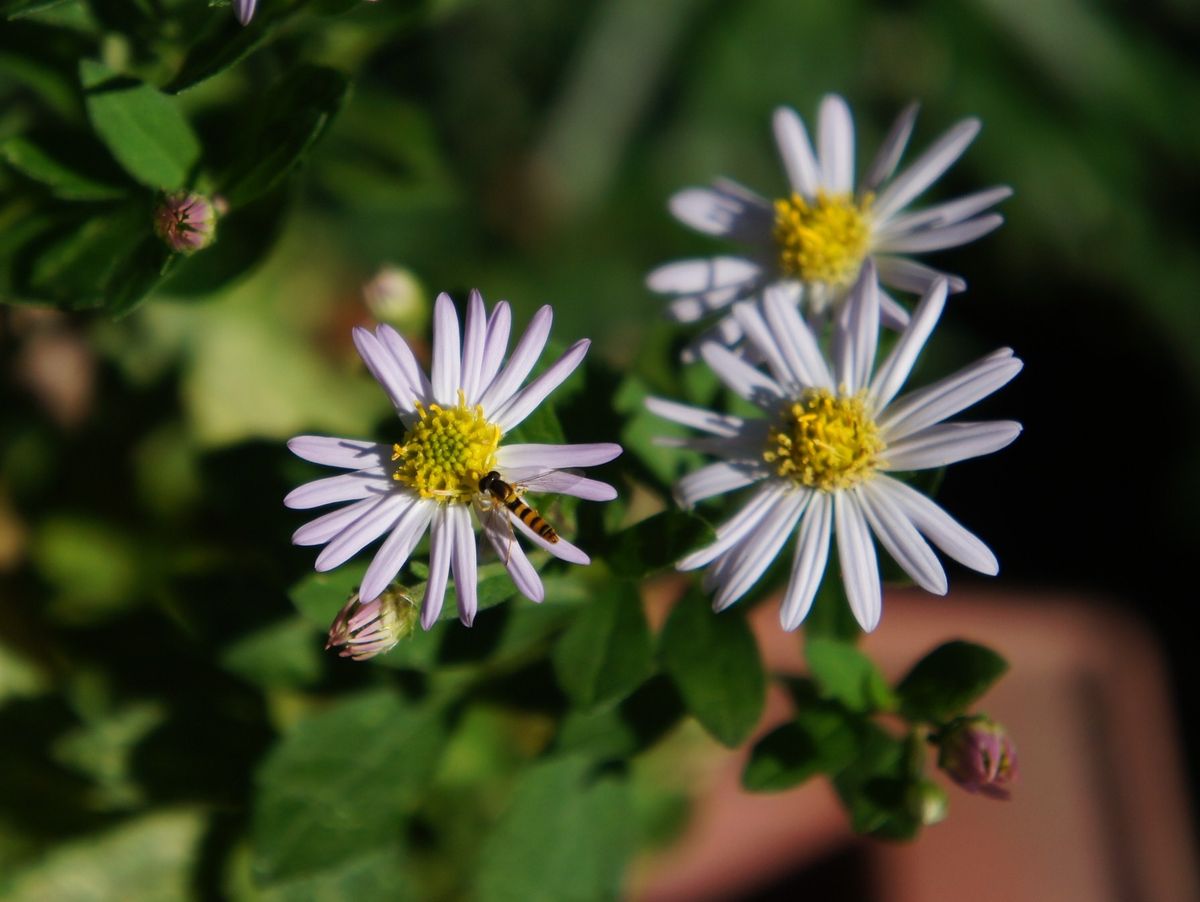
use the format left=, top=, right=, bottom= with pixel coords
left=644, top=396, right=746, bottom=437
left=867, top=278, right=948, bottom=411
left=676, top=461, right=762, bottom=508
left=646, top=256, right=762, bottom=294
left=699, top=342, right=784, bottom=407
left=284, top=470, right=390, bottom=509
left=883, top=420, right=1022, bottom=471
left=420, top=507, right=453, bottom=629
left=772, top=106, right=820, bottom=197
left=678, top=482, right=786, bottom=571
left=459, top=289, right=487, bottom=404
left=862, top=101, right=918, bottom=193
left=666, top=284, right=753, bottom=323
left=878, top=288, right=913, bottom=329
left=834, top=491, right=882, bottom=632
left=376, top=325, right=432, bottom=404
left=287, top=436, right=389, bottom=469
left=711, top=490, right=808, bottom=610
left=879, top=349, right=1022, bottom=439
left=818, top=94, right=855, bottom=194
left=478, top=305, right=553, bottom=413
left=778, top=491, right=831, bottom=631
left=358, top=501, right=436, bottom=602
left=872, top=118, right=981, bottom=222
left=858, top=481, right=946, bottom=594
left=293, top=495, right=387, bottom=546
left=874, top=256, right=966, bottom=295
left=872, top=214, right=1004, bottom=254
left=833, top=263, right=879, bottom=393
left=511, top=512, right=589, bottom=565
left=353, top=327, right=418, bottom=412
left=876, top=186, right=1012, bottom=236
left=315, top=493, right=411, bottom=572
left=482, top=510, right=544, bottom=602
left=431, top=293, right=462, bottom=405
left=668, top=184, right=774, bottom=243
left=496, top=442, right=622, bottom=470
left=493, top=339, right=589, bottom=432
left=477, top=301, right=512, bottom=398
left=762, top=285, right=834, bottom=389
left=449, top=504, right=478, bottom=626
left=872, top=475, right=998, bottom=575
left=733, top=300, right=795, bottom=390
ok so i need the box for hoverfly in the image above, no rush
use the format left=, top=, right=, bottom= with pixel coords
left=478, top=470, right=560, bottom=544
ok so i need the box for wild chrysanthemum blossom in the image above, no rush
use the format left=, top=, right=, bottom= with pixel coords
left=647, top=264, right=1021, bottom=632
left=648, top=94, right=1009, bottom=350
left=286, top=291, right=621, bottom=629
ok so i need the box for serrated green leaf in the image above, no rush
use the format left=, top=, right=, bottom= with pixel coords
left=80, top=60, right=200, bottom=190
left=552, top=583, right=653, bottom=709
left=896, top=640, right=1009, bottom=724
left=252, top=689, right=448, bottom=883
left=2, top=136, right=127, bottom=200
left=659, top=588, right=765, bottom=747
left=474, top=756, right=632, bottom=902
left=805, top=637, right=896, bottom=714
left=741, top=700, right=859, bottom=792
left=603, top=510, right=714, bottom=580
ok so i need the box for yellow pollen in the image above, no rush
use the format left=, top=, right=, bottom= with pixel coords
left=391, top=390, right=500, bottom=503
left=773, top=191, right=872, bottom=285
left=763, top=389, right=884, bottom=491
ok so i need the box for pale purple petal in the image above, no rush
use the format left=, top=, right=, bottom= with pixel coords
left=711, top=490, right=808, bottom=610
left=431, top=293, right=462, bottom=405
left=676, top=460, right=762, bottom=508
left=862, top=102, right=918, bottom=193
left=668, top=184, right=774, bottom=243
left=482, top=510, right=544, bottom=602
left=867, top=278, right=948, bottom=411
left=459, top=289, right=487, bottom=404
left=858, top=480, right=947, bottom=594
left=878, top=288, right=913, bottom=329
left=647, top=256, right=762, bottom=294
left=284, top=470, right=390, bottom=509
left=876, top=186, right=1012, bottom=237
left=835, top=490, right=882, bottom=632
left=878, top=349, right=1021, bottom=439
left=496, top=442, right=622, bottom=470
left=315, top=493, right=412, bottom=572
left=872, top=215, right=1004, bottom=254
left=358, top=500, right=436, bottom=602
left=773, top=106, right=820, bottom=197
left=510, top=513, right=589, bottom=565
left=477, top=302, right=512, bottom=398
left=477, top=305, right=553, bottom=414
left=872, top=118, right=981, bottom=222
left=678, top=482, right=784, bottom=571
left=287, top=436, right=389, bottom=470
left=817, top=94, right=855, bottom=194
left=872, top=475, right=998, bottom=575
left=761, top=286, right=834, bottom=389
left=874, top=256, right=966, bottom=295
left=233, top=0, right=256, bottom=25
left=293, top=495, right=388, bottom=546
left=376, top=325, right=433, bottom=404
left=779, top=491, right=831, bottom=630
left=882, top=420, right=1022, bottom=471
left=493, top=339, right=589, bottom=432
left=448, top=504, right=478, bottom=626
left=644, top=396, right=746, bottom=437
left=733, top=301, right=794, bottom=389
left=833, top=263, right=879, bottom=393
left=353, top=327, right=418, bottom=413
left=699, top=342, right=784, bottom=407
left=421, top=507, right=453, bottom=629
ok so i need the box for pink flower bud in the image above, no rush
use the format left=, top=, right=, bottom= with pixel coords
left=935, top=715, right=1018, bottom=799
left=326, top=587, right=418, bottom=661
left=153, top=191, right=218, bottom=255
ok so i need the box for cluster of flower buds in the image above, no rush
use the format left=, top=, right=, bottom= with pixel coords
left=325, top=586, right=420, bottom=661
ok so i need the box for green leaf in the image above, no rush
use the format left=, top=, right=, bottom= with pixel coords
left=830, top=721, right=921, bottom=840
left=603, top=510, right=714, bottom=580
left=504, top=397, right=565, bottom=445
left=741, top=700, right=859, bottom=792
left=896, top=640, right=1009, bottom=725
left=552, top=583, right=653, bottom=709
left=252, top=689, right=448, bottom=883
left=80, top=60, right=201, bottom=190
left=221, top=619, right=323, bottom=689
left=166, top=14, right=281, bottom=95
left=802, top=571, right=862, bottom=641
left=805, top=637, right=896, bottom=714
left=475, top=756, right=632, bottom=902
left=1, top=0, right=72, bottom=19
left=555, top=675, right=684, bottom=760
left=658, top=588, right=765, bottom=747
left=218, top=65, right=351, bottom=208
left=252, top=847, right=414, bottom=902
left=1, top=136, right=127, bottom=200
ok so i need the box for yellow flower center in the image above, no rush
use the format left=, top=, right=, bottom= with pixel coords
left=391, top=391, right=501, bottom=503
left=773, top=191, right=872, bottom=285
left=763, top=389, right=884, bottom=491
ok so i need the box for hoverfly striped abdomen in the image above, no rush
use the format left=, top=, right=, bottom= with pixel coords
left=478, top=471, right=559, bottom=543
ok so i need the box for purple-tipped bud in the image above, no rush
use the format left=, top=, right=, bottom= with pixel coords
left=153, top=192, right=218, bottom=255
left=935, top=715, right=1018, bottom=799
left=326, top=587, right=418, bottom=661
left=233, top=0, right=258, bottom=25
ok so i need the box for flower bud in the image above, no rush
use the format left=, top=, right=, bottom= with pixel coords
left=907, top=778, right=949, bottom=825
left=153, top=191, right=218, bottom=255
left=362, top=265, right=428, bottom=332
left=935, top=715, right=1018, bottom=799
left=326, top=587, right=418, bottom=661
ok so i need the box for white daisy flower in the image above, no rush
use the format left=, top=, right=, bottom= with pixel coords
left=285, top=291, right=622, bottom=629
left=648, top=93, right=1010, bottom=350
left=646, top=263, right=1022, bottom=632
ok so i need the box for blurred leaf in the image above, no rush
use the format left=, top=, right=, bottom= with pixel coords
left=659, top=588, right=764, bottom=747
left=53, top=701, right=165, bottom=810
left=252, top=688, right=448, bottom=882
left=552, top=582, right=653, bottom=709
left=602, top=509, right=713, bottom=580
left=218, top=65, right=351, bottom=208
left=222, top=619, right=323, bottom=689
left=166, top=15, right=281, bottom=95
left=831, top=722, right=921, bottom=840
left=32, top=515, right=140, bottom=623
left=504, top=398, right=565, bottom=446
left=554, top=675, right=684, bottom=760
left=474, top=755, right=632, bottom=902
left=802, top=570, right=861, bottom=642
left=896, top=640, right=1009, bottom=725
left=288, top=561, right=368, bottom=630
left=805, top=637, right=895, bottom=714
left=0, top=642, right=48, bottom=704
left=742, top=700, right=860, bottom=793
left=614, top=375, right=704, bottom=492
left=3, top=808, right=206, bottom=902
left=1, top=0, right=73, bottom=19
left=251, top=847, right=414, bottom=902
left=80, top=60, right=200, bottom=190
left=1, top=136, right=127, bottom=200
